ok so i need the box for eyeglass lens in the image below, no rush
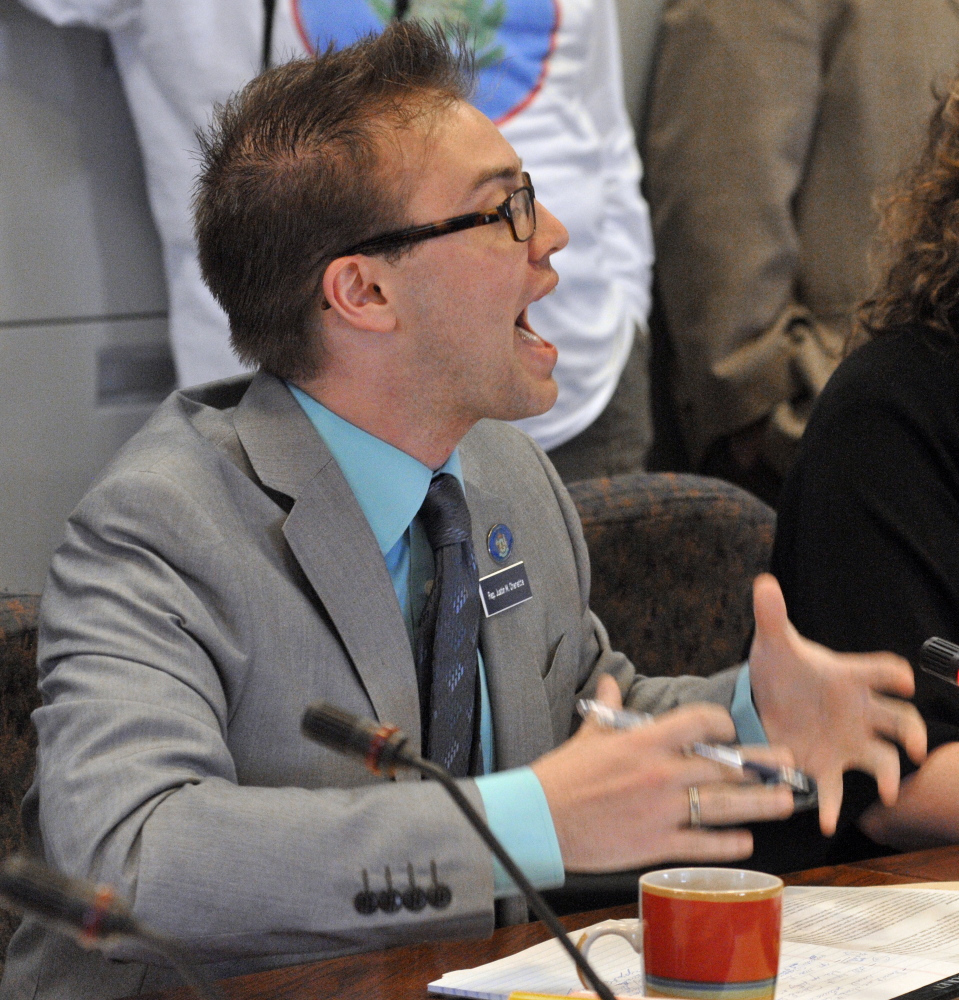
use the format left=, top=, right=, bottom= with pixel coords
left=509, top=188, right=535, bottom=242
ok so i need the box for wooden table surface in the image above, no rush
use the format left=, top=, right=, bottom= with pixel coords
left=142, top=845, right=959, bottom=1000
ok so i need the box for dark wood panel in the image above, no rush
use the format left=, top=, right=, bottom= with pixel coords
left=782, top=864, right=927, bottom=887
left=849, top=846, right=959, bottom=883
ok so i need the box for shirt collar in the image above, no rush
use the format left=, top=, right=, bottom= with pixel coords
left=288, top=383, right=464, bottom=556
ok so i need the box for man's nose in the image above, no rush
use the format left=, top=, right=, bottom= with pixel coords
left=530, top=201, right=569, bottom=259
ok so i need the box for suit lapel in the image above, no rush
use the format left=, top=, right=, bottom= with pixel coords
left=233, top=374, right=422, bottom=753
left=464, top=477, right=554, bottom=770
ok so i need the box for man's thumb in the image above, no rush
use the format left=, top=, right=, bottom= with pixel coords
left=595, top=673, right=624, bottom=709
left=752, top=573, right=790, bottom=644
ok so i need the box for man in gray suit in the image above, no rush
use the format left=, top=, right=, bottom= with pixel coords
left=0, top=23, right=925, bottom=1000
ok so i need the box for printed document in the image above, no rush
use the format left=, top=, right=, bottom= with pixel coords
left=429, top=886, right=959, bottom=1000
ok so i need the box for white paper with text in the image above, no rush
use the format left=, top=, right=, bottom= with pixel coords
left=429, top=886, right=959, bottom=1000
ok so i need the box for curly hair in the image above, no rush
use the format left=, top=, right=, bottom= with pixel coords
left=857, top=73, right=959, bottom=343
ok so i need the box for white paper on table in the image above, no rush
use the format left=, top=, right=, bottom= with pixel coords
left=776, top=940, right=959, bottom=1000
left=428, top=929, right=645, bottom=999
left=783, top=886, right=959, bottom=960
left=429, top=886, right=959, bottom=1000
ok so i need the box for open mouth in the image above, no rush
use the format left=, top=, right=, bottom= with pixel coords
left=515, top=307, right=551, bottom=347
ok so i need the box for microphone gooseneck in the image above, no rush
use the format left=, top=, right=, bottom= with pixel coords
left=301, top=700, right=618, bottom=1000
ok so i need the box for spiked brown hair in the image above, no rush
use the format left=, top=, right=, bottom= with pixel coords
left=194, top=22, right=474, bottom=380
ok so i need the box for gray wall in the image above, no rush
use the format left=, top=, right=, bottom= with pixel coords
left=0, top=0, right=666, bottom=593
left=0, top=0, right=170, bottom=591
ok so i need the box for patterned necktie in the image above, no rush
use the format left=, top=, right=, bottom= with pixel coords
left=415, top=473, right=481, bottom=778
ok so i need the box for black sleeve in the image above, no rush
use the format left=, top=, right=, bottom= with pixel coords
left=772, top=332, right=959, bottom=757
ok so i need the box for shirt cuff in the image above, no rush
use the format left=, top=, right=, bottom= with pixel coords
left=475, top=766, right=565, bottom=899
left=731, top=663, right=769, bottom=746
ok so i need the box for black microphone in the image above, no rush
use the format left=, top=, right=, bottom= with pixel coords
left=921, top=637, right=959, bottom=685
left=301, top=700, right=618, bottom=1000
left=0, top=854, right=140, bottom=943
left=0, top=854, right=224, bottom=1000
left=301, top=700, right=419, bottom=774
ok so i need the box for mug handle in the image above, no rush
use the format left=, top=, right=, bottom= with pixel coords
left=574, top=919, right=643, bottom=989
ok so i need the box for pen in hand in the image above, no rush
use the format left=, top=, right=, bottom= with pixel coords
left=575, top=698, right=817, bottom=808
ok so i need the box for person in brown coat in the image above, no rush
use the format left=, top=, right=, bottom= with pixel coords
left=643, top=0, right=959, bottom=505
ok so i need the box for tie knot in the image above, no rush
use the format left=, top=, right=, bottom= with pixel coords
left=419, top=474, right=472, bottom=550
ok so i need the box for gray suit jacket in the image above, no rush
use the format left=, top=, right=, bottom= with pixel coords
left=0, top=374, right=737, bottom=998
left=644, top=0, right=959, bottom=473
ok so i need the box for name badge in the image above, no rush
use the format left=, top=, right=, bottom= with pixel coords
left=479, top=561, right=533, bottom=618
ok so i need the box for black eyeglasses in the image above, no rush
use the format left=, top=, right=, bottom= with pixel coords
left=341, top=172, right=537, bottom=257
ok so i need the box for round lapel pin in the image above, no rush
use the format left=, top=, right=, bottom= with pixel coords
left=486, top=523, right=513, bottom=562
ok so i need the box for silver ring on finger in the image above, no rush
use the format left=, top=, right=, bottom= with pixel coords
left=688, top=785, right=701, bottom=829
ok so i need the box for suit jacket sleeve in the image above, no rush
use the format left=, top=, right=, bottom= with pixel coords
left=644, top=0, right=840, bottom=471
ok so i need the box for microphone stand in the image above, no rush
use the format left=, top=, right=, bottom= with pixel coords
left=135, top=933, right=226, bottom=1000
left=413, top=756, right=618, bottom=1000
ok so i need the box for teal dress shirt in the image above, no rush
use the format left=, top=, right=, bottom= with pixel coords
left=289, top=385, right=564, bottom=897
left=289, top=385, right=766, bottom=896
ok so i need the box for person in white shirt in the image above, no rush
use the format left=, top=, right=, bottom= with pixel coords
left=19, top=0, right=654, bottom=481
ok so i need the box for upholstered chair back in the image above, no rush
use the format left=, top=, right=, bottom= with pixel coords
left=568, top=472, right=775, bottom=679
left=0, top=594, right=41, bottom=967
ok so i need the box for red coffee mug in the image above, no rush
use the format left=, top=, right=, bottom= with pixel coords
left=577, top=868, right=783, bottom=1000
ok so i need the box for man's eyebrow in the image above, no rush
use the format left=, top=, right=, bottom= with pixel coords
left=470, top=163, right=524, bottom=194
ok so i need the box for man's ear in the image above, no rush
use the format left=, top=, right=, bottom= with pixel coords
left=321, top=256, right=396, bottom=333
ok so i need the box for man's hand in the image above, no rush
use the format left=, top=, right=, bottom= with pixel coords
left=530, top=676, right=795, bottom=873
left=748, top=573, right=927, bottom=836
